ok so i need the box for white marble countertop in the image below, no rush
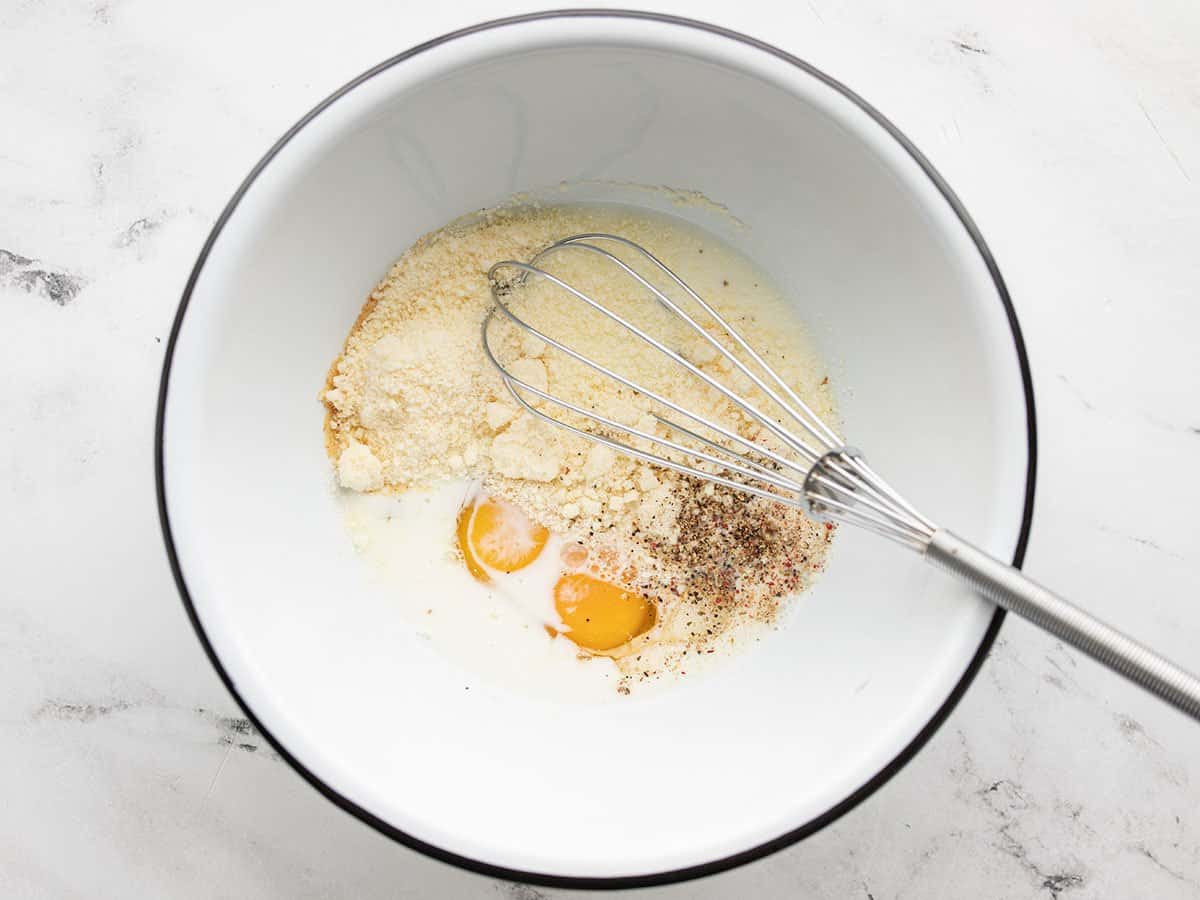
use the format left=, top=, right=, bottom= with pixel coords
left=3, top=1, right=1199, bottom=897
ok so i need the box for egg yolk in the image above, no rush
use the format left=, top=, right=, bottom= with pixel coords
left=553, top=573, right=656, bottom=651
left=457, top=495, right=549, bottom=580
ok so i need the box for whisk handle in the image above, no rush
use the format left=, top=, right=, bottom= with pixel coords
left=926, top=530, right=1200, bottom=722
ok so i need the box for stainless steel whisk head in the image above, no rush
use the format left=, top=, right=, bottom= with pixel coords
left=482, top=233, right=935, bottom=550
left=481, top=233, right=1200, bottom=721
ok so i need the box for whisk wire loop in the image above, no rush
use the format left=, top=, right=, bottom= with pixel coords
left=489, top=251, right=821, bottom=465
left=538, top=234, right=842, bottom=452
left=482, top=277, right=807, bottom=475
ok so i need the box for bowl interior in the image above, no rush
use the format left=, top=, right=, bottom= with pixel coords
left=162, top=18, right=1029, bottom=880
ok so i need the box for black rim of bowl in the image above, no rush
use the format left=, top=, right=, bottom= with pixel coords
left=155, top=9, right=1037, bottom=890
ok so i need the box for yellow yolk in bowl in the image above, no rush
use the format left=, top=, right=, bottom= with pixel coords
left=456, top=495, right=654, bottom=651
left=457, top=496, right=549, bottom=580
left=553, top=573, right=657, bottom=652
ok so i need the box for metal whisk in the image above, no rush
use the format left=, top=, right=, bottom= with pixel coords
left=481, top=233, right=1200, bottom=721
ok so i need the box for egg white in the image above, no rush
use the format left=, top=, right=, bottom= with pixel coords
left=341, top=480, right=623, bottom=702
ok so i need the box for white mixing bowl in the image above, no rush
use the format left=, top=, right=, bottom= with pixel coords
left=157, top=11, right=1036, bottom=888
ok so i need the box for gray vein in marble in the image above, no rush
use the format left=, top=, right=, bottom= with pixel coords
left=1057, top=375, right=1199, bottom=440
left=951, top=34, right=989, bottom=55
left=951, top=728, right=1090, bottom=897
left=1097, top=524, right=1187, bottom=562
left=1138, top=98, right=1191, bottom=182
left=111, top=207, right=199, bottom=254
left=1046, top=641, right=1079, bottom=670
left=88, top=130, right=143, bottom=204
left=33, top=699, right=132, bottom=722
left=1041, top=646, right=1080, bottom=692
left=1052, top=799, right=1094, bottom=837
left=1056, top=374, right=1095, bottom=411
left=24, top=683, right=280, bottom=762
left=945, top=29, right=993, bottom=94
left=1113, top=712, right=1188, bottom=787
left=1137, top=844, right=1192, bottom=885
left=993, top=814, right=1088, bottom=899
left=115, top=214, right=164, bottom=248
left=497, top=883, right=549, bottom=900
left=1042, top=671, right=1066, bottom=690
left=1040, top=873, right=1085, bottom=896
left=195, top=706, right=281, bottom=760
left=1142, top=412, right=1200, bottom=438
left=1114, top=711, right=1156, bottom=745
left=0, top=248, right=83, bottom=305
